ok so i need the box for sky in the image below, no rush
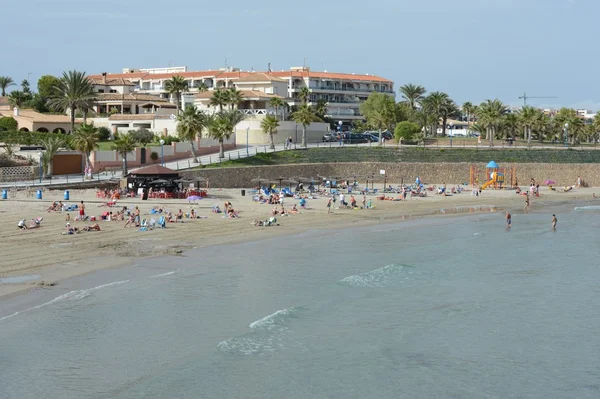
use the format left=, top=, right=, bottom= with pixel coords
left=3, top=0, right=598, bottom=109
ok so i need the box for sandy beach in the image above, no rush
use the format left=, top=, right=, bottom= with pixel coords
left=1, top=184, right=597, bottom=299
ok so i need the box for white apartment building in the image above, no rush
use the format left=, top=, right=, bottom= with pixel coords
left=88, top=66, right=395, bottom=122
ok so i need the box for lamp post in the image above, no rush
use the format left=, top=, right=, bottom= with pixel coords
left=564, top=123, right=569, bottom=147
left=449, top=122, right=454, bottom=147
left=38, top=151, right=43, bottom=182
left=159, top=139, right=165, bottom=165
left=246, top=126, right=249, bottom=156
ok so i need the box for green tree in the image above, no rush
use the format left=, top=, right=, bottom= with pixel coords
left=359, top=92, right=397, bottom=143
left=37, top=75, right=61, bottom=99
left=196, top=82, right=208, bottom=92
left=97, top=126, right=111, bottom=141
left=128, top=128, right=155, bottom=147
left=0, top=76, right=15, bottom=96
left=21, top=79, right=32, bottom=95
left=314, top=99, right=328, bottom=119
left=298, top=87, right=311, bottom=104
left=421, top=92, right=450, bottom=137
left=462, top=102, right=476, bottom=136
left=207, top=110, right=245, bottom=158
left=291, top=104, right=319, bottom=147
left=47, top=70, right=95, bottom=133
left=439, top=98, right=459, bottom=137
left=261, top=115, right=279, bottom=149
left=209, top=88, right=228, bottom=111
left=502, top=113, right=519, bottom=140
left=164, top=75, right=188, bottom=115
left=7, top=91, right=28, bottom=108
left=399, top=83, right=426, bottom=111
left=394, top=121, right=421, bottom=141
left=225, top=87, right=244, bottom=110
left=0, top=117, right=18, bottom=131
left=517, top=106, right=538, bottom=145
left=176, top=105, right=207, bottom=163
left=476, top=99, right=507, bottom=146
left=40, top=136, right=65, bottom=177
left=71, top=123, right=100, bottom=171
left=269, top=97, right=286, bottom=121
left=112, top=134, right=138, bottom=174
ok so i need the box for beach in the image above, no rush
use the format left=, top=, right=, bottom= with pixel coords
left=0, top=183, right=596, bottom=300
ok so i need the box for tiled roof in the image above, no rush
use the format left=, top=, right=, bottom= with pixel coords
left=0, top=109, right=80, bottom=123
left=90, top=78, right=136, bottom=86
left=93, top=69, right=393, bottom=84
left=195, top=90, right=283, bottom=100
left=95, top=93, right=170, bottom=102
left=235, top=72, right=287, bottom=83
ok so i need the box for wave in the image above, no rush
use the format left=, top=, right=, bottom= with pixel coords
left=338, top=264, right=413, bottom=288
left=574, top=205, right=600, bottom=211
left=218, top=307, right=304, bottom=355
left=149, top=270, right=179, bottom=279
left=0, top=279, right=129, bottom=322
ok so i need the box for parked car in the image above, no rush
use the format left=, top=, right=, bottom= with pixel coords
left=365, top=130, right=393, bottom=140
left=362, top=133, right=379, bottom=142
left=322, top=133, right=337, bottom=142
left=343, top=133, right=369, bottom=144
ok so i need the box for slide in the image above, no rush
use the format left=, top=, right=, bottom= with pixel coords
left=481, top=175, right=497, bottom=190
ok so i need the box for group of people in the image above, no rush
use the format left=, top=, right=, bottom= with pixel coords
left=505, top=211, right=557, bottom=230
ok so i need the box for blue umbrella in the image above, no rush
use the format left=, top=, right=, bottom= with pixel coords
left=187, top=195, right=202, bottom=201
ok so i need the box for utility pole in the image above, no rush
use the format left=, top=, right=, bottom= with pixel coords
left=518, top=92, right=558, bottom=107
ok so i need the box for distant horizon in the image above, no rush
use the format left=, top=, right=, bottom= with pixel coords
left=3, top=0, right=598, bottom=111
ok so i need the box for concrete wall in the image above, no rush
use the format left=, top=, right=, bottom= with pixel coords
left=235, top=121, right=330, bottom=145
left=181, top=162, right=600, bottom=188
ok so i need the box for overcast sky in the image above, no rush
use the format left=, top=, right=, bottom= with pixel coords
left=3, top=0, right=597, bottom=109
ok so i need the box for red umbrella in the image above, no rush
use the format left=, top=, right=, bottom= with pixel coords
left=544, top=179, right=556, bottom=186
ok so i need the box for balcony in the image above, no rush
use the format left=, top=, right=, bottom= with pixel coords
left=293, top=85, right=394, bottom=94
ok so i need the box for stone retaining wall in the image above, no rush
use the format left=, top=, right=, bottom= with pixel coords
left=182, top=162, right=600, bottom=188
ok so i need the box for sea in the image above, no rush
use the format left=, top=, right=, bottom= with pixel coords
left=1, top=202, right=600, bottom=399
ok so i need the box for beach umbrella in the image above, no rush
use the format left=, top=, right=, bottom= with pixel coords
left=187, top=195, right=202, bottom=201
left=544, top=179, right=556, bottom=186
left=173, top=178, right=192, bottom=183
left=251, top=177, right=267, bottom=187
left=273, top=176, right=287, bottom=189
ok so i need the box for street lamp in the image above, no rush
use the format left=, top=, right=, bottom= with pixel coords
left=246, top=126, right=249, bottom=156
left=38, top=151, right=43, bottom=182
left=449, top=122, right=454, bottom=147
left=159, top=139, right=165, bottom=165
left=564, top=123, right=569, bottom=147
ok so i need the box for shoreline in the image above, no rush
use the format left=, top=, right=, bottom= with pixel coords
left=0, top=186, right=597, bottom=303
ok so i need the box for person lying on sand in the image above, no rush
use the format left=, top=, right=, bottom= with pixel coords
left=29, top=218, right=43, bottom=229
left=63, top=223, right=79, bottom=235
left=82, top=224, right=101, bottom=232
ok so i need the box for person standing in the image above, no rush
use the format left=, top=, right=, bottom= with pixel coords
left=327, top=198, right=333, bottom=214
left=552, top=214, right=557, bottom=230
left=505, top=211, right=512, bottom=228
left=79, top=200, right=86, bottom=221
left=524, top=193, right=530, bottom=209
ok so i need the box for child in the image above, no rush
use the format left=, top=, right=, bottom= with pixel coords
left=65, top=213, right=71, bottom=222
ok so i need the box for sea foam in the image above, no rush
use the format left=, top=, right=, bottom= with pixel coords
left=574, top=205, right=600, bottom=211
left=0, top=280, right=129, bottom=322
left=338, top=264, right=413, bottom=288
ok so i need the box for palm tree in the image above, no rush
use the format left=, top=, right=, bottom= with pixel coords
left=314, top=99, right=328, bottom=119
left=291, top=104, right=319, bottom=147
left=593, top=113, right=600, bottom=143
left=209, top=88, right=228, bottom=111
left=7, top=90, right=28, bottom=108
left=71, top=123, right=100, bottom=171
left=476, top=99, right=507, bottom=146
left=40, top=136, right=65, bottom=177
left=502, top=113, right=519, bottom=140
left=269, top=97, right=286, bottom=121
left=112, top=134, right=138, bottom=175
left=298, top=87, right=311, bottom=104
left=399, top=83, right=426, bottom=110
left=176, top=105, right=207, bottom=163
left=261, top=115, right=279, bottom=149
left=47, top=70, right=95, bottom=133
left=225, top=87, right=244, bottom=110
left=517, top=106, right=538, bottom=145
left=0, top=76, right=14, bottom=96
left=462, top=102, right=475, bottom=136
left=421, top=92, right=449, bottom=136
left=439, top=98, right=459, bottom=137
left=207, top=110, right=245, bottom=158
left=164, top=75, right=189, bottom=115
left=196, top=82, right=208, bottom=92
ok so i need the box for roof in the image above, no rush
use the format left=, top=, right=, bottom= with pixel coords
left=90, top=78, right=136, bottom=86
left=0, top=109, right=78, bottom=123
left=92, top=69, right=392, bottom=84
left=486, top=161, right=499, bottom=168
left=195, top=90, right=283, bottom=100
left=139, top=102, right=176, bottom=108
left=95, top=93, right=171, bottom=102
left=128, top=164, right=179, bottom=176
left=235, top=73, right=287, bottom=83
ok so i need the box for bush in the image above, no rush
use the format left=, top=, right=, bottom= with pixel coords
left=150, top=151, right=159, bottom=161
left=97, top=126, right=111, bottom=141
left=0, top=117, right=18, bottom=131
left=394, top=121, right=421, bottom=141
left=162, top=136, right=180, bottom=145
left=128, top=128, right=155, bottom=147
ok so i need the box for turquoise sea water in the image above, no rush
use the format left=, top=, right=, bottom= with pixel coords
left=1, top=204, right=600, bottom=398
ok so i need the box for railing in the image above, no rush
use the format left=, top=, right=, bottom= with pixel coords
left=239, top=109, right=271, bottom=116
left=295, top=86, right=394, bottom=94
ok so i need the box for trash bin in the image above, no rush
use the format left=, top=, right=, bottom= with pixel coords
left=142, top=189, right=149, bottom=200
left=64, top=190, right=70, bottom=200
left=1, top=190, right=7, bottom=200
left=241, top=189, right=246, bottom=196
left=36, top=190, right=43, bottom=200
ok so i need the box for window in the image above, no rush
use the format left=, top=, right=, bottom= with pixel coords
left=110, top=89, right=117, bottom=93
left=97, top=89, right=104, bottom=93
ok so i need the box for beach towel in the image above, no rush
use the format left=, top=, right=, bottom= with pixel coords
left=157, top=216, right=166, bottom=228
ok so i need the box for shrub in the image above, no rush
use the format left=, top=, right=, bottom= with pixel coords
left=162, top=136, right=180, bottom=145
left=150, top=151, right=159, bottom=161
left=0, top=117, right=18, bottom=131
left=394, top=121, right=421, bottom=141
left=128, top=128, right=154, bottom=147
left=97, top=126, right=111, bottom=141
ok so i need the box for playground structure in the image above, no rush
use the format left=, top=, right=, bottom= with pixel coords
left=470, top=161, right=517, bottom=189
